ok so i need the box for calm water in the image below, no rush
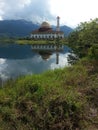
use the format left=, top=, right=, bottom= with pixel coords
left=0, top=43, right=70, bottom=81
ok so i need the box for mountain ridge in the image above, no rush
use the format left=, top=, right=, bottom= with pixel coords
left=0, top=20, right=73, bottom=37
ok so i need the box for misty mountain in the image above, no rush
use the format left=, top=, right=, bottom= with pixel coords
left=0, top=20, right=73, bottom=37
left=60, top=25, right=73, bottom=36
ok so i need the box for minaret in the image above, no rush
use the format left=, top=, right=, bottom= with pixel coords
left=56, top=51, right=59, bottom=64
left=56, top=16, right=60, bottom=32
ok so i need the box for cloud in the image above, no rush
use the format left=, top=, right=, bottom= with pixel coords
left=0, top=0, right=54, bottom=23
left=50, top=53, right=69, bottom=69
left=50, top=0, right=98, bottom=27
left=0, top=0, right=98, bottom=27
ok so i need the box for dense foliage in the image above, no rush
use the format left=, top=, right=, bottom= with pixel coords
left=0, top=18, right=98, bottom=130
left=68, top=18, right=98, bottom=59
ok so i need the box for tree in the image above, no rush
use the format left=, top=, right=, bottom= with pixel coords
left=68, top=18, right=98, bottom=59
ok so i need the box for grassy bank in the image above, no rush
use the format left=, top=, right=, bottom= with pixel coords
left=16, top=38, right=67, bottom=45
left=16, top=39, right=56, bottom=45
left=0, top=58, right=98, bottom=130
left=0, top=37, right=67, bottom=45
left=0, top=38, right=15, bottom=43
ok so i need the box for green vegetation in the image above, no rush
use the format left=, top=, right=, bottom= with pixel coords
left=0, top=18, right=98, bottom=130
left=68, top=18, right=98, bottom=58
left=0, top=58, right=98, bottom=130
left=0, top=37, right=66, bottom=45
left=16, top=38, right=67, bottom=45
left=0, top=36, right=16, bottom=43
left=16, top=39, right=56, bottom=45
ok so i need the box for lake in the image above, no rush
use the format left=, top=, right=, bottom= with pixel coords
left=0, top=43, right=71, bottom=81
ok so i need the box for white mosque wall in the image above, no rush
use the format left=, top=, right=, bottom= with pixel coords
left=31, top=44, right=64, bottom=50
left=30, top=33, right=64, bottom=39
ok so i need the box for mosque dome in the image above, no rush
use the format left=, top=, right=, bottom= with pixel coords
left=39, top=51, right=52, bottom=60
left=40, top=21, right=51, bottom=28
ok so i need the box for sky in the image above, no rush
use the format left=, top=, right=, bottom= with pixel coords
left=0, top=0, right=98, bottom=27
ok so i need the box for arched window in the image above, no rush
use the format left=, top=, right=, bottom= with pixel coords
left=35, top=35, right=37, bottom=39
left=39, top=35, right=40, bottom=39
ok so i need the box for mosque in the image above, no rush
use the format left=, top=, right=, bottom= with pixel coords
left=30, top=16, right=64, bottom=39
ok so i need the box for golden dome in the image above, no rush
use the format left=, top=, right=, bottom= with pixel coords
left=41, top=21, right=51, bottom=28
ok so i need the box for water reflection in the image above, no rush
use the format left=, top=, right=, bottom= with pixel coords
left=0, top=44, right=70, bottom=81
left=31, top=44, right=64, bottom=64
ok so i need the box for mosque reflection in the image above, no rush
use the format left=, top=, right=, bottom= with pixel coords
left=31, top=44, right=64, bottom=64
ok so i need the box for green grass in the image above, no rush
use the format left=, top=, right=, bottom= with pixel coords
left=0, top=58, right=98, bottom=130
left=0, top=37, right=67, bottom=45
left=16, top=39, right=65, bottom=45
left=16, top=39, right=52, bottom=44
left=0, top=38, right=15, bottom=43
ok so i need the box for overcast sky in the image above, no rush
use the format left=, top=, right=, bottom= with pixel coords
left=0, top=0, right=98, bottom=27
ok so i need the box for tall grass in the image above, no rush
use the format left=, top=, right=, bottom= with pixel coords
left=0, top=58, right=98, bottom=130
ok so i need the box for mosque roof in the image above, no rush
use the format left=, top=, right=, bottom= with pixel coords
left=31, top=30, right=64, bottom=34
left=31, top=21, right=64, bottom=34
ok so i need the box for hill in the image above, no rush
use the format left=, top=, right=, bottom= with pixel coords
left=60, top=25, right=73, bottom=36
left=0, top=20, right=38, bottom=37
left=0, top=20, right=73, bottom=37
